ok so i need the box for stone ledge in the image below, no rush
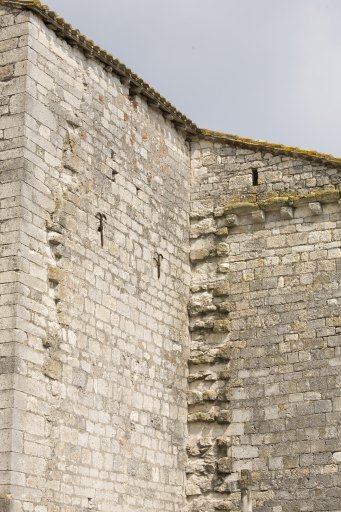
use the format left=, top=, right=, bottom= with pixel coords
left=190, top=188, right=341, bottom=237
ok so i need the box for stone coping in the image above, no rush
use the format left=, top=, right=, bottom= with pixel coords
left=198, top=130, right=341, bottom=168
left=3, top=0, right=341, bottom=168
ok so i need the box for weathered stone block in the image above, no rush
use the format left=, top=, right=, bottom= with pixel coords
left=188, top=292, right=215, bottom=316
left=43, top=358, right=62, bottom=380
left=48, top=266, right=67, bottom=284
left=251, top=210, right=265, bottom=224
left=224, top=214, right=239, bottom=227
left=332, top=452, right=341, bottom=462
left=190, top=237, right=216, bottom=261
left=280, top=205, right=294, bottom=219
left=213, top=281, right=230, bottom=296
left=232, top=445, right=258, bottom=459
left=217, top=263, right=230, bottom=273
left=213, top=320, right=230, bottom=333
left=0, top=497, right=11, bottom=512
left=190, top=317, right=214, bottom=331
left=309, top=201, right=322, bottom=215
left=188, top=411, right=216, bottom=423
left=216, top=242, right=229, bottom=256
left=216, top=410, right=232, bottom=424
left=191, top=199, right=214, bottom=219
left=0, top=64, right=14, bottom=82
left=217, top=457, right=232, bottom=474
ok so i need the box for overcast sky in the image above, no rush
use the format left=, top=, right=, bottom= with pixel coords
left=46, top=0, right=341, bottom=157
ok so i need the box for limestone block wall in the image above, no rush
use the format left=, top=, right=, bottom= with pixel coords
left=188, top=139, right=341, bottom=512
left=1, top=5, right=191, bottom=512
left=0, top=6, right=31, bottom=506
left=3, top=4, right=341, bottom=512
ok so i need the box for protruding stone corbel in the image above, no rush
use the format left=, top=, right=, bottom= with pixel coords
left=225, top=214, right=239, bottom=227
left=189, top=317, right=214, bottom=331
left=216, top=409, right=231, bottom=424
left=280, top=206, right=294, bottom=220
left=216, top=242, right=229, bottom=256
left=214, top=207, right=224, bottom=218
left=217, top=457, right=232, bottom=474
left=309, top=202, right=322, bottom=215
left=213, top=281, right=230, bottom=296
left=216, top=227, right=229, bottom=236
left=187, top=411, right=215, bottom=423
left=251, top=210, right=265, bottom=224
left=217, top=263, right=230, bottom=274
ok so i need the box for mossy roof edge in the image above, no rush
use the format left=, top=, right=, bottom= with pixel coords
left=2, top=0, right=341, bottom=168
left=198, top=129, right=341, bottom=168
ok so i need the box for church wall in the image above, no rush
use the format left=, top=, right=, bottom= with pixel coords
left=3, top=8, right=191, bottom=512
left=2, top=4, right=341, bottom=512
left=0, top=6, right=32, bottom=507
left=188, top=139, right=341, bottom=512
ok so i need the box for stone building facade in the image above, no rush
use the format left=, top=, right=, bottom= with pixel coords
left=188, top=143, right=341, bottom=512
left=0, top=2, right=340, bottom=512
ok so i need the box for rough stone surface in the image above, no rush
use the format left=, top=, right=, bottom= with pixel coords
left=0, top=4, right=341, bottom=512
left=1, top=5, right=190, bottom=512
left=189, top=140, right=341, bottom=512
left=0, top=5, right=28, bottom=506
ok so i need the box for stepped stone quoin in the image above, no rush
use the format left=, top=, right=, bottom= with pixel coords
left=0, top=1, right=340, bottom=512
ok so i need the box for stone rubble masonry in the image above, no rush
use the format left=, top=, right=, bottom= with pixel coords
left=0, top=3, right=340, bottom=512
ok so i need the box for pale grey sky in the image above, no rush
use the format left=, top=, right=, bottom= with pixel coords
left=46, top=0, right=341, bottom=156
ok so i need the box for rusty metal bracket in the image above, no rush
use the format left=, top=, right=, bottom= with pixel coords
left=96, top=213, right=107, bottom=247
left=153, top=253, right=163, bottom=279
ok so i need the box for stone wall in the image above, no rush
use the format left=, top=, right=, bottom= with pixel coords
left=2, top=4, right=341, bottom=512
left=0, top=6, right=31, bottom=507
left=0, top=5, right=191, bottom=512
left=188, top=139, right=341, bottom=512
